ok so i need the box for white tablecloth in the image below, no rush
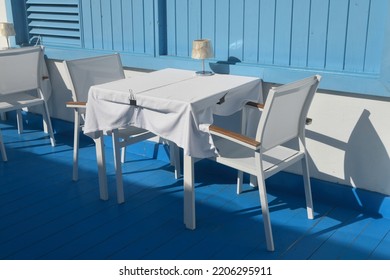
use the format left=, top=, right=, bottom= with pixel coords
left=84, top=68, right=262, bottom=158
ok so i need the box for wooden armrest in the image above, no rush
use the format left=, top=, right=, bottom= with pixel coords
left=246, top=101, right=264, bottom=109
left=66, top=101, right=87, bottom=108
left=209, top=124, right=261, bottom=149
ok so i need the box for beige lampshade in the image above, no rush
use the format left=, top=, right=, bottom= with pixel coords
left=0, top=22, right=16, bottom=37
left=192, top=39, right=213, bottom=59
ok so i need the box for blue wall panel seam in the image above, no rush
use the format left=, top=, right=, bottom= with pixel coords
left=362, top=0, right=372, bottom=73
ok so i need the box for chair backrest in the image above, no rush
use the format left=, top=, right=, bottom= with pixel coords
left=0, top=46, right=41, bottom=95
left=256, top=75, right=321, bottom=151
left=63, top=53, right=125, bottom=102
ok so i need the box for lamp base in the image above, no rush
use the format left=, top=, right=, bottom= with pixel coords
left=195, top=70, right=214, bottom=76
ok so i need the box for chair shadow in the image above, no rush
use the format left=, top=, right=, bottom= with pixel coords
left=306, top=109, right=389, bottom=217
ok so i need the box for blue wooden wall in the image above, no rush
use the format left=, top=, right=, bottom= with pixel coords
left=9, top=0, right=390, bottom=97
left=166, top=0, right=386, bottom=75
left=80, top=0, right=156, bottom=54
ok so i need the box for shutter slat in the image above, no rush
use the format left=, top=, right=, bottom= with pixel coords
left=30, top=28, right=80, bottom=37
left=27, top=6, right=79, bottom=14
left=28, top=13, right=79, bottom=21
left=26, top=0, right=78, bottom=4
left=29, top=20, right=79, bottom=29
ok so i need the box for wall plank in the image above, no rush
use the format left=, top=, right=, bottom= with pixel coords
left=274, top=0, right=293, bottom=66
left=111, top=0, right=123, bottom=51
left=344, top=0, right=371, bottom=72
left=215, top=0, right=229, bottom=60
left=101, top=0, right=113, bottom=50
left=258, top=0, right=276, bottom=65
left=290, top=0, right=310, bottom=68
left=201, top=0, right=216, bottom=49
left=132, top=0, right=145, bottom=53
left=188, top=0, right=202, bottom=55
left=166, top=0, right=176, bottom=55
left=326, top=0, right=348, bottom=71
left=122, top=0, right=134, bottom=52
left=90, top=0, right=103, bottom=49
left=176, top=0, right=189, bottom=57
left=365, top=0, right=387, bottom=73
left=307, top=0, right=329, bottom=69
left=228, top=0, right=244, bottom=60
left=144, top=0, right=155, bottom=55
left=243, top=0, right=260, bottom=63
left=80, top=0, right=93, bottom=48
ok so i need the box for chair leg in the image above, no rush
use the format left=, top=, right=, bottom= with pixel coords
left=237, top=173, right=257, bottom=194
left=257, top=172, right=275, bottom=251
left=41, top=101, right=56, bottom=146
left=168, top=140, right=175, bottom=166
left=16, top=109, right=24, bottom=134
left=120, top=146, right=126, bottom=163
left=161, top=138, right=181, bottom=179
left=301, top=156, right=314, bottom=219
left=237, top=171, right=244, bottom=194
left=112, top=129, right=125, bottom=204
left=72, top=111, right=80, bottom=181
left=168, top=140, right=181, bottom=179
left=0, top=130, right=7, bottom=162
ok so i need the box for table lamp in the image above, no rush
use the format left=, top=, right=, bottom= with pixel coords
left=192, top=39, right=213, bottom=76
left=0, top=22, right=15, bottom=49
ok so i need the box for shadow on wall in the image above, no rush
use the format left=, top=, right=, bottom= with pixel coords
left=306, top=109, right=389, bottom=214
left=344, top=109, right=390, bottom=204
left=209, top=57, right=241, bottom=74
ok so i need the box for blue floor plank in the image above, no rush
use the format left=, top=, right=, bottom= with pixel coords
left=369, top=221, right=390, bottom=260
left=279, top=206, right=362, bottom=259
left=309, top=213, right=374, bottom=259
left=340, top=217, right=390, bottom=260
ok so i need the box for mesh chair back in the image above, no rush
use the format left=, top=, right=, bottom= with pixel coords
left=0, top=46, right=41, bottom=95
left=64, top=54, right=125, bottom=103
left=257, top=75, right=320, bottom=151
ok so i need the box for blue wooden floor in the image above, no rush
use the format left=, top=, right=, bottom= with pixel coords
left=1, top=117, right=389, bottom=260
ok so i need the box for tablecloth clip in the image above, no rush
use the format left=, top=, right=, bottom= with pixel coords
left=129, top=89, right=137, bottom=106
left=217, top=91, right=229, bottom=105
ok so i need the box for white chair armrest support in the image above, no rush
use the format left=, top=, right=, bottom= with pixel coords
left=209, top=124, right=261, bottom=150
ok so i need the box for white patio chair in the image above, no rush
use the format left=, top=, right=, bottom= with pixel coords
left=64, top=54, right=180, bottom=204
left=0, top=129, right=7, bottom=161
left=0, top=46, right=56, bottom=151
left=209, top=75, right=321, bottom=251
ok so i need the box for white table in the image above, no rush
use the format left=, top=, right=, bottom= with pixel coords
left=84, top=68, right=262, bottom=229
